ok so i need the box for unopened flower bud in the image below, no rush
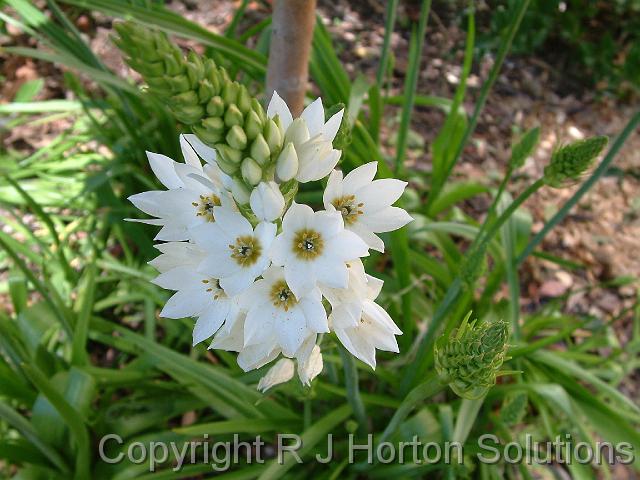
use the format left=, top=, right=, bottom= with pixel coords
left=222, top=82, right=239, bottom=105
left=226, top=125, right=247, bottom=150
left=257, top=358, right=294, bottom=392
left=206, top=96, right=225, bottom=117
left=434, top=312, right=509, bottom=399
left=276, top=142, right=299, bottom=181
left=224, top=104, right=244, bottom=127
left=231, top=177, right=251, bottom=204
left=216, top=144, right=242, bottom=165
left=544, top=135, right=608, bottom=188
left=250, top=181, right=285, bottom=222
left=201, top=117, right=224, bottom=134
left=244, top=110, right=263, bottom=140
left=237, top=88, right=252, bottom=114
left=285, top=117, right=310, bottom=145
left=250, top=134, right=271, bottom=166
left=264, top=117, right=283, bottom=153
left=241, top=157, right=262, bottom=186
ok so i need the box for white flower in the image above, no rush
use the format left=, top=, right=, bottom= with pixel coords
left=324, top=261, right=402, bottom=369
left=250, top=181, right=285, bottom=222
left=323, top=162, right=413, bottom=252
left=267, top=92, right=344, bottom=183
left=296, top=335, right=323, bottom=386
left=256, top=335, right=323, bottom=391
left=242, top=266, right=329, bottom=357
left=257, top=358, right=295, bottom=392
left=149, top=242, right=241, bottom=346
left=128, top=134, right=235, bottom=241
left=270, top=202, right=369, bottom=298
left=192, top=207, right=276, bottom=296
left=209, top=313, right=281, bottom=371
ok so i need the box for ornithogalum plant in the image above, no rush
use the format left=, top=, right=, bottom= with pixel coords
left=118, top=23, right=413, bottom=389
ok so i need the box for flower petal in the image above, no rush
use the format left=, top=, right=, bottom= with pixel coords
left=322, top=169, right=344, bottom=209
left=358, top=179, right=408, bottom=213
left=257, top=358, right=295, bottom=392
left=192, top=301, right=229, bottom=345
left=299, top=297, right=329, bottom=333
left=343, top=161, right=378, bottom=193
left=146, top=151, right=183, bottom=189
left=323, top=109, right=344, bottom=143
left=267, top=91, right=293, bottom=130
left=360, top=206, right=413, bottom=233
left=301, top=97, right=324, bottom=137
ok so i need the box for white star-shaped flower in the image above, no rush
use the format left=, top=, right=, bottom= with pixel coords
left=267, top=92, right=344, bottom=183
left=324, top=260, right=402, bottom=369
left=270, top=202, right=369, bottom=298
left=323, top=162, right=413, bottom=252
left=241, top=266, right=329, bottom=357
left=128, top=134, right=235, bottom=241
left=149, top=242, right=242, bottom=346
left=191, top=207, right=276, bottom=296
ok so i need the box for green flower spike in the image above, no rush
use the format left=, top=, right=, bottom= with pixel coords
left=113, top=22, right=285, bottom=197
left=434, top=311, right=510, bottom=400
left=543, top=135, right=608, bottom=188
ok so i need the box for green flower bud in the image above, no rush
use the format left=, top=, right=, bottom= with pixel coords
left=214, top=153, right=238, bottom=175
left=434, top=312, right=509, bottom=400
left=163, top=53, right=183, bottom=77
left=544, top=136, right=608, bottom=188
left=201, top=117, right=225, bottom=134
left=226, top=125, right=248, bottom=150
left=241, top=157, right=262, bottom=186
left=171, top=90, right=199, bottom=107
left=197, top=79, right=216, bottom=103
left=244, top=110, right=263, bottom=141
left=206, top=96, right=225, bottom=117
left=166, top=74, right=190, bottom=93
left=215, top=144, right=242, bottom=165
left=192, top=125, right=222, bottom=145
left=251, top=98, right=267, bottom=123
left=222, top=82, right=239, bottom=106
left=173, top=105, right=205, bottom=125
left=276, top=142, right=298, bottom=182
left=264, top=118, right=283, bottom=155
left=250, top=134, right=271, bottom=166
left=224, top=104, right=244, bottom=127
left=237, top=88, right=252, bottom=115
left=510, top=127, right=540, bottom=170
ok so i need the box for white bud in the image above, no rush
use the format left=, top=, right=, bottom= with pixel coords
left=257, top=358, right=294, bottom=392
left=231, top=177, right=251, bottom=204
left=298, top=345, right=323, bottom=386
left=276, top=142, right=299, bottom=182
left=285, top=117, right=310, bottom=146
left=250, top=181, right=285, bottom=222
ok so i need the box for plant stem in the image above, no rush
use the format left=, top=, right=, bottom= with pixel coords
left=516, top=110, right=640, bottom=266
left=338, top=344, right=367, bottom=436
left=266, top=0, right=317, bottom=116
left=452, top=396, right=485, bottom=443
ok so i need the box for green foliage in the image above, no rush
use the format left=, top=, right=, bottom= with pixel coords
left=482, top=0, right=640, bottom=93
left=0, top=0, right=638, bottom=478
left=543, top=135, right=608, bottom=187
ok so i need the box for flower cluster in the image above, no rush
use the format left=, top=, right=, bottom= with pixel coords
left=129, top=94, right=412, bottom=390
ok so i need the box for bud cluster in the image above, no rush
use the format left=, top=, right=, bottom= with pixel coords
left=114, top=22, right=288, bottom=198
left=543, top=135, right=608, bottom=188
left=434, top=312, right=509, bottom=399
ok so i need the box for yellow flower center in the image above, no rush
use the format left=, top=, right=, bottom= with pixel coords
left=229, top=235, right=261, bottom=267
left=270, top=280, right=297, bottom=311
left=292, top=229, right=324, bottom=260
left=192, top=194, right=221, bottom=222
left=202, top=278, right=225, bottom=300
left=331, top=195, right=364, bottom=226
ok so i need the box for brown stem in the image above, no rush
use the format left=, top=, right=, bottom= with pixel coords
left=266, top=0, right=317, bottom=117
